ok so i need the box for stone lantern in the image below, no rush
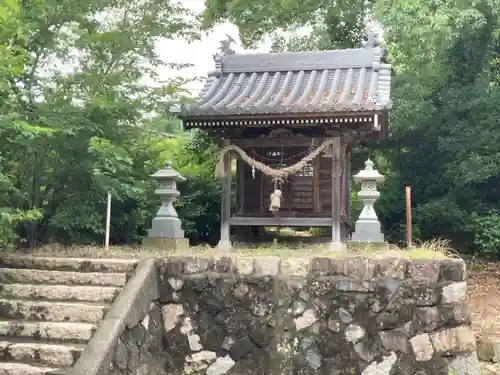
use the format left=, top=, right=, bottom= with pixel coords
left=351, top=159, right=385, bottom=242
left=143, top=162, right=188, bottom=249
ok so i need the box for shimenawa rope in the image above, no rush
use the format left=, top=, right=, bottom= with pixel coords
left=215, top=138, right=337, bottom=182
left=215, top=138, right=344, bottom=212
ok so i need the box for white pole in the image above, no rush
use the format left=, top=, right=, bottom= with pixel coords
left=105, top=191, right=111, bottom=250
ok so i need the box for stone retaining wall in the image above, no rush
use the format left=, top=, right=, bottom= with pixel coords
left=69, top=256, right=480, bottom=375
left=157, top=256, right=479, bottom=375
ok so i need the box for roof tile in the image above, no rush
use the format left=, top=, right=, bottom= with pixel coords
left=180, top=46, right=392, bottom=117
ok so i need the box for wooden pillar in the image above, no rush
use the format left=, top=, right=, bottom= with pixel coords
left=218, top=139, right=232, bottom=250
left=345, top=147, right=352, bottom=218
left=236, top=160, right=245, bottom=214
left=330, top=136, right=344, bottom=251
left=340, top=156, right=346, bottom=216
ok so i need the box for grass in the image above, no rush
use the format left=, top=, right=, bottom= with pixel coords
left=3, top=238, right=455, bottom=260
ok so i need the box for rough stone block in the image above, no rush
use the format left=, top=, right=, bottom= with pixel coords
left=235, top=257, right=254, bottom=275
left=294, top=309, right=317, bottom=331
left=183, top=257, right=213, bottom=274
left=481, top=363, right=500, bottom=375
left=407, top=261, right=441, bottom=283
left=441, top=282, right=467, bottom=304
left=361, top=352, right=397, bottom=375
left=477, top=336, right=500, bottom=362
left=379, top=329, right=411, bottom=354
left=374, top=258, right=407, bottom=279
left=439, top=302, right=471, bottom=326
left=413, top=283, right=440, bottom=306
left=206, top=355, right=236, bottom=375
left=414, top=307, right=440, bottom=332
left=439, top=259, right=467, bottom=282
left=410, top=333, right=435, bottom=362
left=430, top=326, right=476, bottom=354
left=213, top=257, right=234, bottom=273
left=161, top=304, right=184, bottom=332
left=162, top=258, right=186, bottom=276
left=448, top=353, right=481, bottom=375
left=281, top=258, right=308, bottom=277
left=334, top=279, right=374, bottom=292
left=331, top=258, right=376, bottom=281
left=345, top=324, right=365, bottom=344
left=309, top=257, right=332, bottom=276
left=253, top=257, right=280, bottom=276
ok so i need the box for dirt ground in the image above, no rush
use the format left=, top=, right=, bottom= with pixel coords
left=468, top=261, right=500, bottom=373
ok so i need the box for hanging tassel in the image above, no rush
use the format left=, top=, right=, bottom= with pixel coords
left=269, top=189, right=282, bottom=212
left=252, top=165, right=255, bottom=179
left=269, top=180, right=282, bottom=212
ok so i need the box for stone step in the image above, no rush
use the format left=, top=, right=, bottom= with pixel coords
left=0, top=362, right=64, bottom=375
left=0, top=340, right=85, bottom=367
left=0, top=255, right=137, bottom=273
left=0, top=321, right=96, bottom=343
left=0, top=268, right=127, bottom=287
left=0, top=299, right=108, bottom=324
left=0, top=284, right=121, bottom=303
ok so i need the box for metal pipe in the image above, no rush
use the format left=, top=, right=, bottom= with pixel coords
left=105, top=192, right=111, bottom=250
left=406, top=186, right=412, bottom=247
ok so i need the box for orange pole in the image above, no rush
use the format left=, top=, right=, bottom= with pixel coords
left=406, top=186, right=412, bottom=247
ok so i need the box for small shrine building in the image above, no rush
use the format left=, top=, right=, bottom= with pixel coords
left=175, top=32, right=392, bottom=249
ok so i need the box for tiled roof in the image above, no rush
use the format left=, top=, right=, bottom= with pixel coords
left=180, top=47, right=392, bottom=117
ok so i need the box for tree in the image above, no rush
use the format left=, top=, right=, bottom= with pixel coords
left=201, top=0, right=500, bottom=256
left=375, top=0, right=500, bottom=254
left=0, top=0, right=44, bottom=248
left=0, top=0, right=200, bottom=247
left=202, top=0, right=373, bottom=49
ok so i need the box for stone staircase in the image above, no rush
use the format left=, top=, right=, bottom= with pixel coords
left=0, top=255, right=138, bottom=375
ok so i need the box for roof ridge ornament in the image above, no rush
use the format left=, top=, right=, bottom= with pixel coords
left=363, top=23, right=383, bottom=49
left=213, top=34, right=236, bottom=60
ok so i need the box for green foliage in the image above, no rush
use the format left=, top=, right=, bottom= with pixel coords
left=7, top=0, right=500, bottom=255
left=0, top=0, right=201, bottom=248
left=375, top=0, right=500, bottom=255
left=202, top=0, right=373, bottom=49
left=469, top=210, right=500, bottom=258
left=199, top=0, right=500, bottom=257
left=0, top=208, right=41, bottom=249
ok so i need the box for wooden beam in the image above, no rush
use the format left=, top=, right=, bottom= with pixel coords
left=234, top=137, right=321, bottom=148
left=217, top=139, right=232, bottom=250
left=229, top=217, right=333, bottom=227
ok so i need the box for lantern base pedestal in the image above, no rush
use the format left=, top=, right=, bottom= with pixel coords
left=351, top=219, right=385, bottom=242
left=147, top=217, right=184, bottom=239
left=142, top=237, right=189, bottom=250
left=144, top=216, right=188, bottom=250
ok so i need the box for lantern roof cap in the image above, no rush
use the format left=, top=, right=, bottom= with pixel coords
left=151, top=162, right=186, bottom=182
left=353, top=159, right=384, bottom=182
